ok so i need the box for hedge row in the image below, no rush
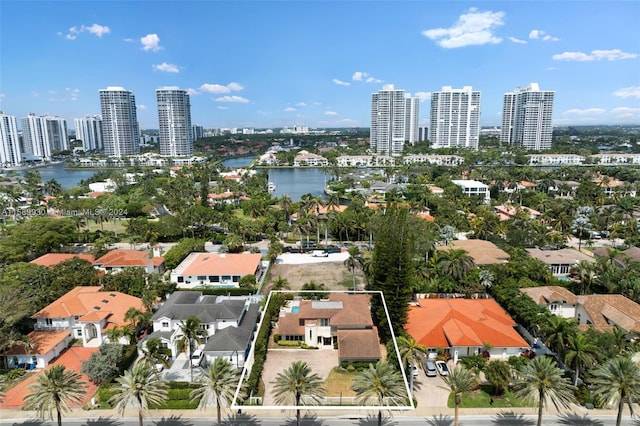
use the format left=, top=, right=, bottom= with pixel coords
left=246, top=293, right=285, bottom=396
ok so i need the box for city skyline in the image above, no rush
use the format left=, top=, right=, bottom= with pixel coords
left=1, top=1, right=639, bottom=129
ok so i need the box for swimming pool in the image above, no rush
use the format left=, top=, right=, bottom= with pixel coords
left=291, top=306, right=300, bottom=313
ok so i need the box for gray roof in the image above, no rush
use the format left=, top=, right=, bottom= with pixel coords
left=204, top=303, right=261, bottom=353
left=138, top=330, right=173, bottom=347
left=152, top=291, right=247, bottom=323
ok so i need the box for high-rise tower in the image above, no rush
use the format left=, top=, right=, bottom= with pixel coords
left=501, top=83, right=555, bottom=150
left=21, top=113, right=52, bottom=161
left=429, top=86, right=481, bottom=150
left=0, top=112, right=22, bottom=167
left=75, top=115, right=103, bottom=151
left=99, top=87, right=140, bottom=157
left=370, top=84, right=419, bottom=155
left=156, top=87, right=193, bottom=157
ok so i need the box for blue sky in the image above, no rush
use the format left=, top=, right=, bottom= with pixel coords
left=1, top=1, right=639, bottom=130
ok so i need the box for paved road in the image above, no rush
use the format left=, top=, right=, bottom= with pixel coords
left=4, top=414, right=636, bottom=426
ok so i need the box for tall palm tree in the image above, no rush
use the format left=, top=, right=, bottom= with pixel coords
left=24, top=365, right=87, bottom=426
left=140, top=337, right=171, bottom=376
left=512, top=356, right=576, bottom=426
left=190, top=357, right=240, bottom=426
left=109, top=359, right=168, bottom=426
left=351, top=361, right=406, bottom=426
left=175, top=315, right=206, bottom=382
left=564, top=333, right=598, bottom=386
left=344, top=246, right=363, bottom=292
left=590, top=357, right=640, bottom=426
left=478, top=269, right=494, bottom=296
left=436, top=248, right=476, bottom=281
left=271, top=361, right=325, bottom=426
left=440, top=365, right=478, bottom=426
left=542, top=315, right=578, bottom=360
left=484, top=361, right=511, bottom=396
left=397, top=335, right=426, bottom=398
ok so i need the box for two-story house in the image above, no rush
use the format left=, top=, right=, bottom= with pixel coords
left=170, top=252, right=263, bottom=289
left=145, top=291, right=261, bottom=367
left=4, top=286, right=143, bottom=369
left=93, top=249, right=165, bottom=274
left=276, top=293, right=382, bottom=364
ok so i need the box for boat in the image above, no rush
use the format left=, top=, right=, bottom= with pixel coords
left=267, top=181, right=276, bottom=193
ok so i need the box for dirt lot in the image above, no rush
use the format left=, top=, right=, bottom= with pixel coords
left=265, top=261, right=366, bottom=292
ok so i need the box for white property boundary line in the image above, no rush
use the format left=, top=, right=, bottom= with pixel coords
left=231, top=290, right=414, bottom=411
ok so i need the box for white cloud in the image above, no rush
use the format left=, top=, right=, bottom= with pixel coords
left=63, top=23, right=110, bottom=40
left=612, top=107, right=640, bottom=114
left=200, top=82, right=244, bottom=94
left=284, top=107, right=296, bottom=112
left=32, top=91, right=39, bottom=97
left=529, top=29, right=543, bottom=39
left=138, top=104, right=146, bottom=110
left=85, top=24, right=110, bottom=37
left=508, top=36, right=527, bottom=44
left=414, top=92, right=432, bottom=102
left=613, top=87, right=640, bottom=98
left=351, top=72, right=381, bottom=83
left=152, top=62, right=180, bottom=73
left=186, top=88, right=199, bottom=96
left=543, top=35, right=559, bottom=41
left=215, top=96, right=249, bottom=103
left=140, top=34, right=162, bottom=52
left=563, top=108, right=606, bottom=115
left=324, top=111, right=338, bottom=116
left=332, top=78, right=351, bottom=86
left=65, top=87, right=80, bottom=101
left=124, top=38, right=134, bottom=43
left=422, top=7, right=504, bottom=48
left=217, top=106, right=229, bottom=110
left=553, top=49, right=638, bottom=61
left=296, top=102, right=307, bottom=107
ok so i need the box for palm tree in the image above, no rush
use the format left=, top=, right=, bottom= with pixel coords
left=397, top=335, right=426, bottom=398
left=590, top=357, right=640, bottom=426
left=23, top=365, right=87, bottom=426
left=564, top=333, right=598, bottom=386
left=478, top=269, right=494, bottom=296
left=572, top=260, right=598, bottom=295
left=140, top=337, right=171, bottom=376
left=109, top=359, right=168, bottom=426
left=542, top=315, right=578, bottom=360
left=271, top=361, right=325, bottom=426
left=484, top=361, right=511, bottom=395
left=351, top=361, right=406, bottom=426
left=512, top=356, right=576, bottom=426
left=440, top=365, right=478, bottom=426
left=190, top=357, right=240, bottom=426
left=344, top=246, right=363, bottom=292
left=175, top=315, right=206, bottom=382
left=436, top=248, right=476, bottom=281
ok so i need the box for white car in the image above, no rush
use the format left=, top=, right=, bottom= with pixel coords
left=311, top=250, right=329, bottom=257
left=411, top=365, right=420, bottom=377
left=190, top=349, right=204, bottom=368
left=435, top=360, right=449, bottom=376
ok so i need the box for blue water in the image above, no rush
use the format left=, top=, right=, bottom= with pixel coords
left=291, top=306, right=300, bottom=313
left=12, top=162, right=106, bottom=189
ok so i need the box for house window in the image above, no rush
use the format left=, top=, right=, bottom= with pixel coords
left=201, top=324, right=210, bottom=330
left=222, top=275, right=231, bottom=282
left=45, top=318, right=53, bottom=326
left=177, top=277, right=184, bottom=283
left=232, top=276, right=240, bottom=282
left=549, top=304, right=558, bottom=311
left=162, top=322, right=169, bottom=328
left=319, top=319, right=329, bottom=326
left=76, top=330, right=82, bottom=337
left=197, top=275, right=207, bottom=281
left=212, top=276, right=220, bottom=282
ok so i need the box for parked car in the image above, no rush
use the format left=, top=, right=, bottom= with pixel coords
left=424, top=360, right=437, bottom=377
left=190, top=349, right=204, bottom=368
left=435, top=360, right=449, bottom=376
left=411, top=364, right=420, bottom=377
left=311, top=250, right=329, bottom=257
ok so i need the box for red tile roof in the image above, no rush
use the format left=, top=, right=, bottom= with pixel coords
left=176, top=252, right=262, bottom=277
left=406, top=298, right=528, bottom=349
left=32, top=286, right=144, bottom=327
left=436, top=240, right=510, bottom=265
left=94, top=249, right=164, bottom=268
left=30, top=253, right=95, bottom=268
left=4, top=331, right=70, bottom=355
left=337, top=328, right=382, bottom=361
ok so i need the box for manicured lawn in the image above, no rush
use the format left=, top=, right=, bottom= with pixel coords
left=447, top=384, right=534, bottom=408
left=85, top=218, right=129, bottom=235
left=324, top=367, right=357, bottom=397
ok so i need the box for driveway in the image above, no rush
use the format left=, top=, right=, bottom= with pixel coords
left=160, top=352, right=201, bottom=382
left=0, top=347, right=98, bottom=409
left=261, top=348, right=338, bottom=405
left=411, top=362, right=451, bottom=408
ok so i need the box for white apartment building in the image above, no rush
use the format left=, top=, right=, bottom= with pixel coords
left=293, top=150, right=329, bottom=166
left=501, top=83, right=555, bottom=150
left=45, top=116, right=68, bottom=152
left=591, top=153, right=640, bottom=165
left=0, top=112, right=22, bottom=167
left=403, top=154, right=464, bottom=166
left=156, top=87, right=193, bottom=157
left=370, top=85, right=419, bottom=156
left=99, top=86, right=140, bottom=158
left=74, top=115, right=103, bottom=151
left=452, top=179, right=490, bottom=203
left=21, top=114, right=52, bottom=161
left=335, top=155, right=396, bottom=167
left=430, top=86, right=480, bottom=150
left=527, top=154, right=585, bottom=166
